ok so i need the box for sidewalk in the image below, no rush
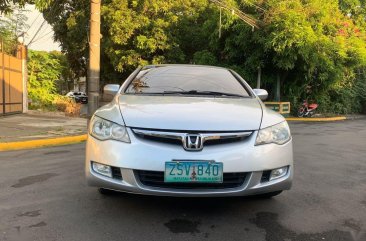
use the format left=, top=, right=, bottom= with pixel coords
left=0, top=112, right=87, bottom=143
left=0, top=111, right=363, bottom=151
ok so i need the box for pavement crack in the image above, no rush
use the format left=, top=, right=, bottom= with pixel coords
left=28, top=221, right=47, bottom=228
left=17, top=210, right=41, bottom=217
left=44, top=150, right=70, bottom=155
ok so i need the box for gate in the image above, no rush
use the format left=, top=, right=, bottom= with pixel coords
left=0, top=43, right=25, bottom=115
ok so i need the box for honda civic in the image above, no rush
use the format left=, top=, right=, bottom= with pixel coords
left=85, top=65, right=293, bottom=197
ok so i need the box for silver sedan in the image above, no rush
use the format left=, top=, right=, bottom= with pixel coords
left=85, top=65, right=293, bottom=197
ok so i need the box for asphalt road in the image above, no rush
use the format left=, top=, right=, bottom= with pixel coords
left=0, top=119, right=365, bottom=241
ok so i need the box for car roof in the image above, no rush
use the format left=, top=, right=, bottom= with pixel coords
left=142, top=64, right=228, bottom=71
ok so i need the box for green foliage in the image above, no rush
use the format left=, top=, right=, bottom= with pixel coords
left=27, top=50, right=69, bottom=109
left=0, top=0, right=28, bottom=14
left=39, top=0, right=366, bottom=114
left=102, top=0, right=209, bottom=72
left=218, top=0, right=366, bottom=114
left=0, top=0, right=53, bottom=13
left=193, top=50, right=217, bottom=65
left=0, top=7, right=28, bottom=54
left=261, top=0, right=366, bottom=114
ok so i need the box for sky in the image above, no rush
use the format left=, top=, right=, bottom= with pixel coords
left=24, top=4, right=61, bottom=51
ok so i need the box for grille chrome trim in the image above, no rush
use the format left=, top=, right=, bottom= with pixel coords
left=132, top=129, right=252, bottom=151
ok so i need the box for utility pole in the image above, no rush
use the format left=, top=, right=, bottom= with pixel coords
left=17, top=34, right=28, bottom=114
left=275, top=73, right=281, bottom=101
left=257, top=66, right=261, bottom=89
left=87, top=0, right=101, bottom=118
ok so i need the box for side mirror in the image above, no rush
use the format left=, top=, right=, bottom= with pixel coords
left=253, top=89, right=268, bottom=101
left=103, top=84, right=120, bottom=101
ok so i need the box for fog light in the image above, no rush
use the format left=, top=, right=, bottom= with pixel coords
left=92, top=162, right=112, bottom=178
left=270, top=166, right=288, bottom=181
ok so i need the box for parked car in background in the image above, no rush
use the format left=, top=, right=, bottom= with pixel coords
left=86, top=65, right=293, bottom=198
left=66, top=91, right=88, bottom=104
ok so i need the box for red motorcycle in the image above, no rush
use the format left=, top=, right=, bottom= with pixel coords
left=297, top=100, right=318, bottom=117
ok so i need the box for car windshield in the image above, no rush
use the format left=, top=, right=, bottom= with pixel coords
left=124, top=66, right=251, bottom=97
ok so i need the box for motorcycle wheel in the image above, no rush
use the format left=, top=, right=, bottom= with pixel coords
left=297, top=110, right=305, bottom=117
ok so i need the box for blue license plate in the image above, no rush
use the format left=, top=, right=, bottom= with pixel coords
left=164, top=161, right=223, bottom=183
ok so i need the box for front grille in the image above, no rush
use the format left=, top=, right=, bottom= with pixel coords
left=204, top=137, right=245, bottom=146
left=135, top=170, right=247, bottom=189
left=132, top=129, right=252, bottom=149
left=138, top=134, right=182, bottom=145
left=111, top=167, right=122, bottom=180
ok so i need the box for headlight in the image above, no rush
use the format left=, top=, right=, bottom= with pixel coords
left=90, top=116, right=130, bottom=143
left=255, top=121, right=291, bottom=145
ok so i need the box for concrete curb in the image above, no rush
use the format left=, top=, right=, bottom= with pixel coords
left=0, top=134, right=87, bottom=152
left=285, top=116, right=347, bottom=122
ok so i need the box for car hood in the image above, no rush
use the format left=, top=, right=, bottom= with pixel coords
left=118, top=95, right=262, bottom=131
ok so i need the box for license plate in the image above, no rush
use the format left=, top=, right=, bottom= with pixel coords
left=164, top=161, right=223, bottom=183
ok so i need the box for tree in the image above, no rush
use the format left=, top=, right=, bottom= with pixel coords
left=207, top=0, right=366, bottom=113
left=0, top=0, right=53, bottom=13
left=27, top=50, right=70, bottom=108
left=38, top=0, right=366, bottom=114
left=41, top=0, right=210, bottom=85
left=0, top=7, right=28, bottom=54
left=261, top=0, right=366, bottom=112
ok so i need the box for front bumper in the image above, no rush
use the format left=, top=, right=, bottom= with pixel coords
left=85, top=128, right=293, bottom=197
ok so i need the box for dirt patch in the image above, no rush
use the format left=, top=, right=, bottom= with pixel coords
left=251, top=212, right=355, bottom=241
left=12, top=173, right=58, bottom=188
left=164, top=219, right=201, bottom=234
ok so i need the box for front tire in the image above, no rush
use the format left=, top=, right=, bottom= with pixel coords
left=256, top=191, right=283, bottom=199
left=98, top=188, right=116, bottom=195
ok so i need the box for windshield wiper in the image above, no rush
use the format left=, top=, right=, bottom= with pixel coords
left=162, top=90, right=247, bottom=98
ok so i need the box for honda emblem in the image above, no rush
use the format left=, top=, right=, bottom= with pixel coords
left=184, top=134, right=203, bottom=151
